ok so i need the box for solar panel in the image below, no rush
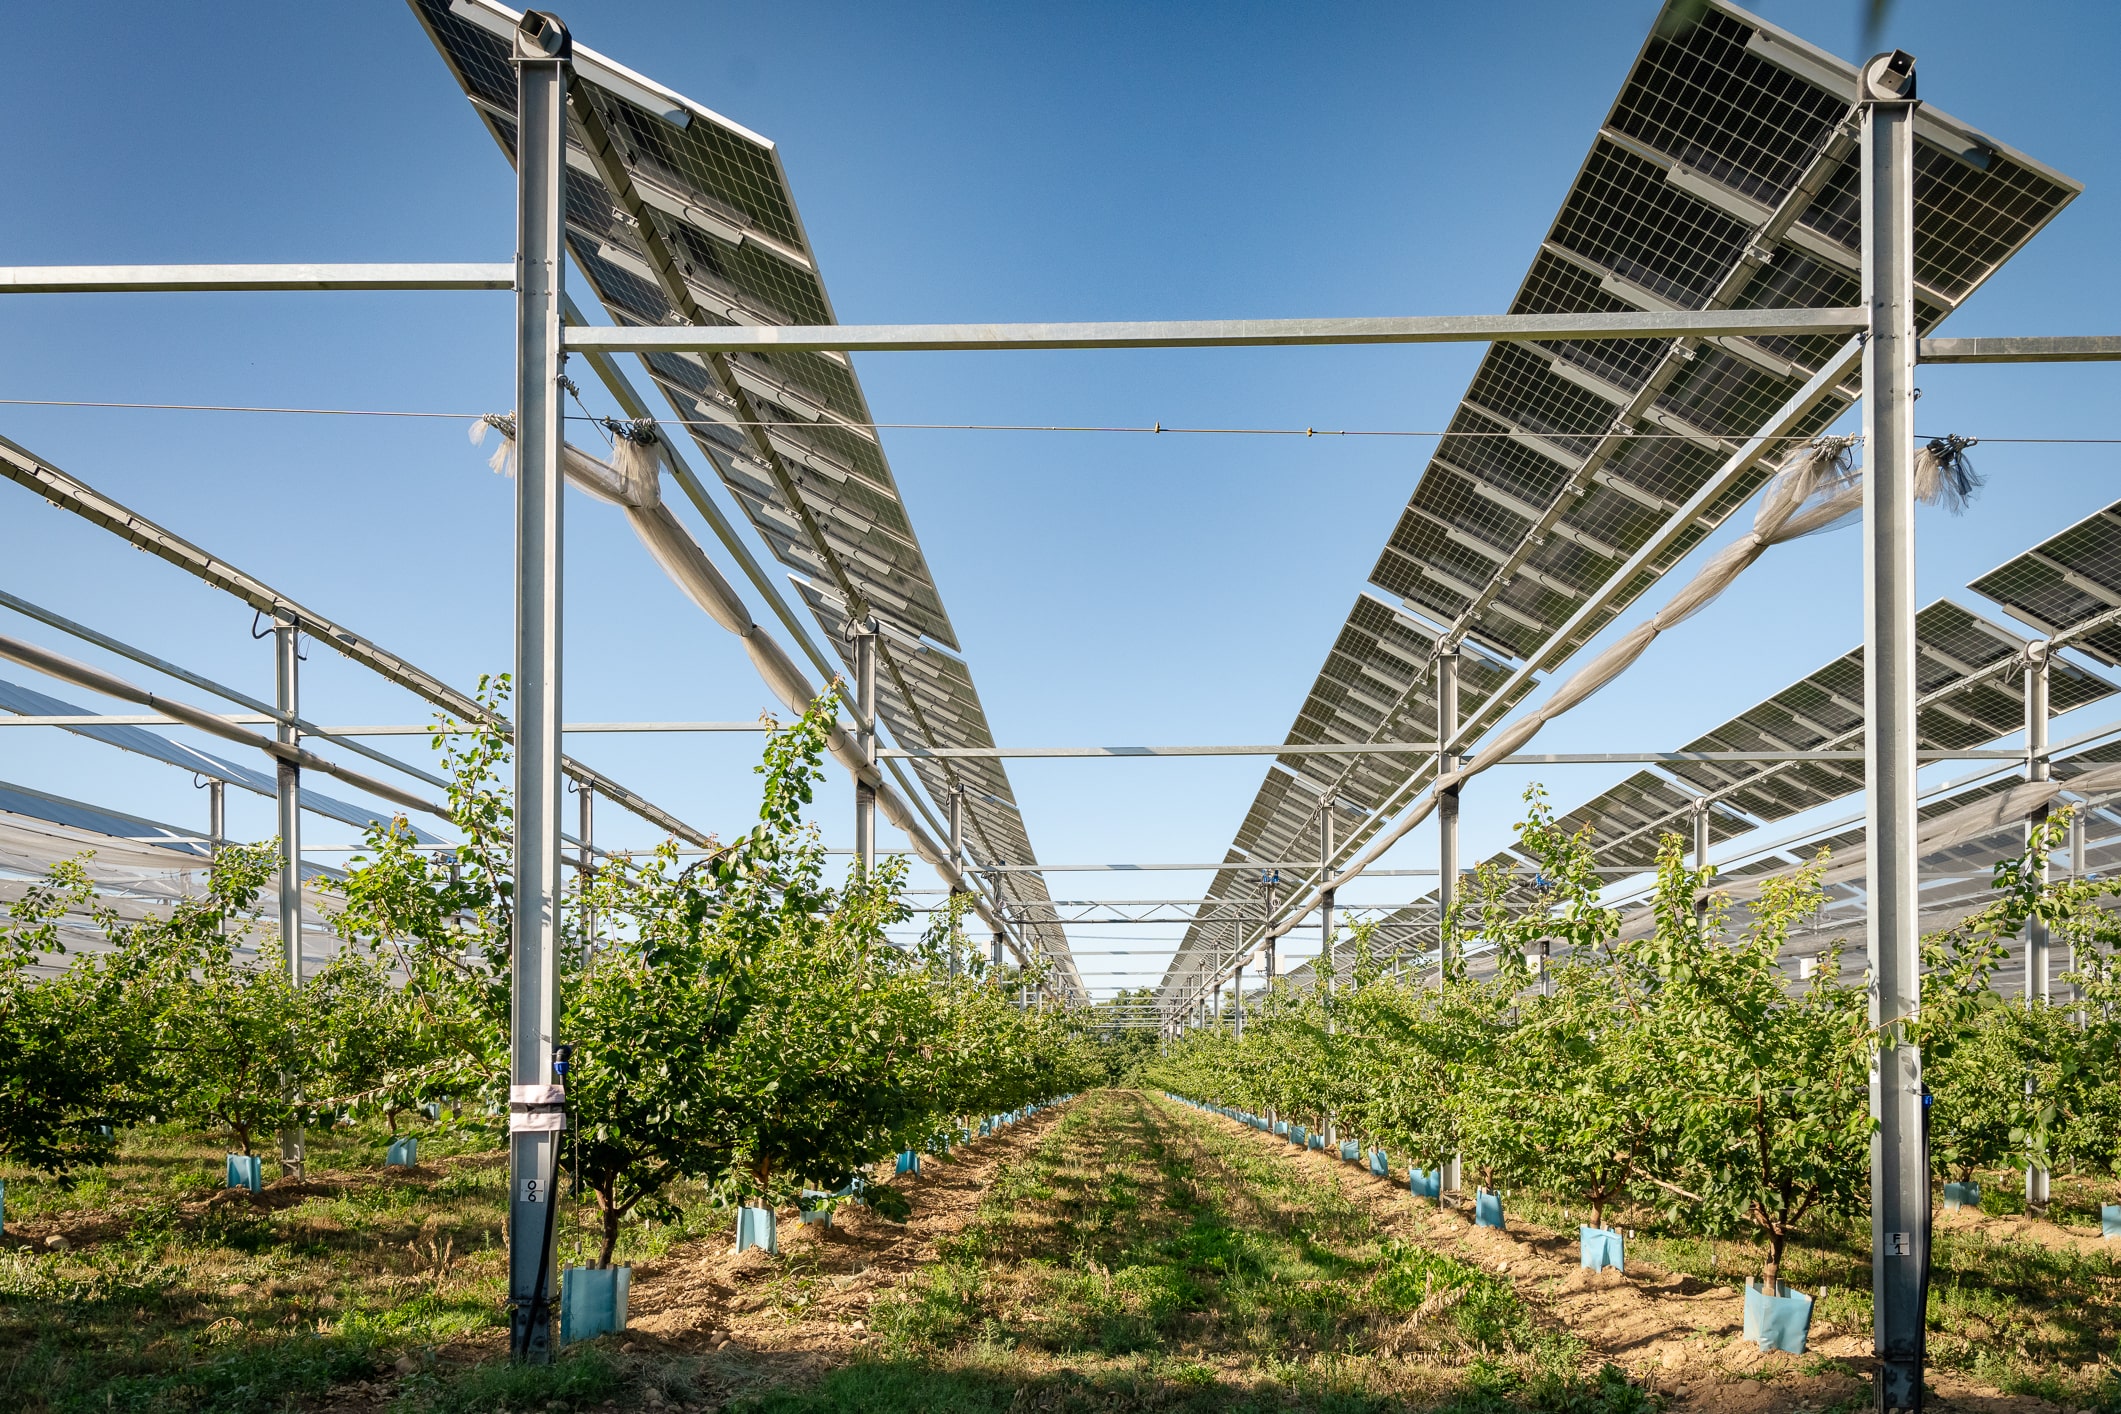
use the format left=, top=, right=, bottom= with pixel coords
left=1166, top=0, right=2078, bottom=999
left=1970, top=498, right=2121, bottom=666
left=410, top=0, right=1075, bottom=985
left=789, top=579, right=1076, bottom=983
left=1552, top=600, right=2109, bottom=872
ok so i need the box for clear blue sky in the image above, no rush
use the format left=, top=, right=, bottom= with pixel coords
left=3, top=1, right=2119, bottom=996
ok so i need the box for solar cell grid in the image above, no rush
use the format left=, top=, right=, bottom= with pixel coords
left=1552, top=602, right=2111, bottom=873
left=411, top=0, right=1076, bottom=983
left=1972, top=501, right=2121, bottom=666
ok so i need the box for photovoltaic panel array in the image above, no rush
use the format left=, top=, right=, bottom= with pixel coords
left=409, top=0, right=1075, bottom=984
left=790, top=578, right=1075, bottom=981
left=1547, top=600, right=2109, bottom=873
left=1971, top=498, right=2121, bottom=667
left=1163, top=0, right=2078, bottom=1003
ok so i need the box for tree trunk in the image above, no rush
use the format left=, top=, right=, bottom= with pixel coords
left=597, top=1189, right=621, bottom=1268
left=1763, top=1225, right=1785, bottom=1288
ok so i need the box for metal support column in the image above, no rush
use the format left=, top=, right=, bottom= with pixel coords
left=2024, top=643, right=2052, bottom=1005
left=1693, top=797, right=1713, bottom=920
left=507, top=8, right=572, bottom=1368
left=1859, top=49, right=1925, bottom=1414
left=207, top=777, right=225, bottom=933
left=852, top=619, right=878, bottom=878
left=2024, top=641, right=2052, bottom=1212
left=1261, top=872, right=1279, bottom=987
left=272, top=616, right=305, bottom=1180
left=1437, top=647, right=1461, bottom=976
left=273, top=618, right=302, bottom=982
left=1319, top=810, right=1336, bottom=994
left=2069, top=810, right=2086, bottom=1023
left=1232, top=926, right=1245, bottom=1041
left=577, top=782, right=595, bottom=962
left=948, top=787, right=965, bottom=981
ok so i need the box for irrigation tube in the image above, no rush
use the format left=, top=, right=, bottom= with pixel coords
left=0, top=630, right=443, bottom=817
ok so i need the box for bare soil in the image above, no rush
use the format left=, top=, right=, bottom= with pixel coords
left=1199, top=1106, right=2100, bottom=1414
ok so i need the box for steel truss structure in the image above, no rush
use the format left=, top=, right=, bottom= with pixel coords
left=3, top=0, right=2117, bottom=1402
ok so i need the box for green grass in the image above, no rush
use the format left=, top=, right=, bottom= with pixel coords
left=862, top=1090, right=1652, bottom=1412
left=0, top=1117, right=725, bottom=1413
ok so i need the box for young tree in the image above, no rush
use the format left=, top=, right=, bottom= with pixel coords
left=0, top=860, right=152, bottom=1172
left=1631, top=839, right=1868, bottom=1286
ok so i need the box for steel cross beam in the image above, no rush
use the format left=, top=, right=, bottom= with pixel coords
left=562, top=309, right=1866, bottom=355
left=1918, top=336, right=2121, bottom=363
left=0, top=263, right=513, bottom=292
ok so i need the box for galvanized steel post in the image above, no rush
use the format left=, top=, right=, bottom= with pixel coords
left=273, top=616, right=305, bottom=1180
left=1319, top=808, right=1335, bottom=997
left=1261, top=872, right=1280, bottom=987
left=2024, top=642, right=2052, bottom=1005
left=948, top=787, right=964, bottom=980
left=1859, top=49, right=1925, bottom=1414
left=852, top=618, right=879, bottom=877
left=577, top=782, right=595, bottom=964
left=273, top=617, right=302, bottom=983
left=1437, top=647, right=1461, bottom=976
left=1692, top=796, right=1712, bottom=920
left=507, top=8, right=571, bottom=1367
left=2024, top=641, right=2052, bottom=1212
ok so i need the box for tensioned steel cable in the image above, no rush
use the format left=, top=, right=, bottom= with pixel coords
left=9, top=396, right=2103, bottom=445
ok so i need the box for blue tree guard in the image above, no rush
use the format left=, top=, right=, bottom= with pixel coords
left=895, top=1150, right=920, bottom=1175
left=386, top=1136, right=418, bottom=1168
left=1370, top=1149, right=1389, bottom=1177
left=2102, top=1203, right=2121, bottom=1239
left=1410, top=1167, right=1441, bottom=1200
left=1942, top=1180, right=1981, bottom=1211
left=1339, top=1139, right=1360, bottom=1162
left=1742, top=1278, right=1813, bottom=1353
left=1474, top=1188, right=1505, bottom=1229
left=1580, top=1225, right=1625, bottom=1271
left=225, top=1153, right=263, bottom=1192
left=736, top=1205, right=777, bottom=1254
left=560, top=1264, right=630, bottom=1343
left=799, top=1189, right=834, bottom=1227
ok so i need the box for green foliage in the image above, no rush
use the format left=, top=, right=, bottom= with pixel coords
left=2, top=675, right=1099, bottom=1243
left=1145, top=786, right=2121, bottom=1288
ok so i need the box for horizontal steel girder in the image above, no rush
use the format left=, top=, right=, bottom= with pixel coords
left=1918, top=335, right=2121, bottom=363
left=0, top=264, right=514, bottom=292
left=563, top=308, right=1868, bottom=355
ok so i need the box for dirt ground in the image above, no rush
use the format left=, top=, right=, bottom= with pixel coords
left=279, top=1097, right=2113, bottom=1412
left=1192, top=1107, right=2104, bottom=1414
left=301, top=1109, right=1072, bottom=1411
